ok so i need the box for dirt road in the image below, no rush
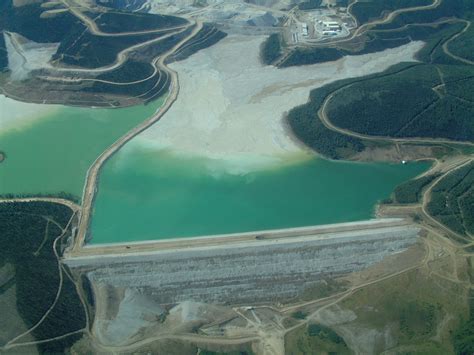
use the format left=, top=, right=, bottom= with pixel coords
left=70, top=21, right=204, bottom=254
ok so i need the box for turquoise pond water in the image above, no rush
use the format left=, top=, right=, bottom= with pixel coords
left=90, top=146, right=430, bottom=243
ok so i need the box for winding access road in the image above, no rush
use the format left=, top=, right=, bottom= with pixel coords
left=70, top=20, right=204, bottom=254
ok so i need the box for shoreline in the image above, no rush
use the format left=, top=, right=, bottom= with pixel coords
left=0, top=93, right=61, bottom=135
left=66, top=217, right=412, bottom=259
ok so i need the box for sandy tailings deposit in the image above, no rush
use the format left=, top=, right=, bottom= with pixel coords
left=134, top=35, right=424, bottom=171
left=0, top=95, right=59, bottom=134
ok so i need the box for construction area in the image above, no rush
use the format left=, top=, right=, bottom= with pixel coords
left=286, top=6, right=354, bottom=44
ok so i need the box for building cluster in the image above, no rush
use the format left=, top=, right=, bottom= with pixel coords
left=320, top=20, right=342, bottom=36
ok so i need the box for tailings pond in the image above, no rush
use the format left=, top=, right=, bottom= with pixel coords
left=90, top=144, right=430, bottom=243
left=0, top=96, right=164, bottom=197
left=0, top=96, right=430, bottom=243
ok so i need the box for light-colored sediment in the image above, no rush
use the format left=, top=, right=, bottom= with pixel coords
left=4, top=32, right=59, bottom=82
left=134, top=35, right=424, bottom=171
left=0, top=94, right=60, bottom=134
left=66, top=218, right=421, bottom=306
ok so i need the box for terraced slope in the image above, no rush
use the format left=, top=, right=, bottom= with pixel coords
left=0, top=1, right=224, bottom=107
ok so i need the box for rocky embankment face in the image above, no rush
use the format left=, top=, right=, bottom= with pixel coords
left=68, top=222, right=420, bottom=305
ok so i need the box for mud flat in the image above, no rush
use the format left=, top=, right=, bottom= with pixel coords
left=67, top=218, right=421, bottom=305
left=0, top=94, right=60, bottom=134
left=134, top=35, right=424, bottom=167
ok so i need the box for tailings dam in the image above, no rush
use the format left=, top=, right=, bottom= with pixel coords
left=67, top=219, right=421, bottom=305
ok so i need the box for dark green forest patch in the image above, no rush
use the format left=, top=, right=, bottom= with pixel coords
left=427, top=161, right=474, bottom=237
left=447, top=22, right=474, bottom=63
left=351, top=0, right=433, bottom=25
left=0, top=202, right=85, bottom=353
left=393, top=173, right=440, bottom=203
left=325, top=63, right=474, bottom=142
left=93, top=11, right=186, bottom=34
left=260, top=33, right=283, bottom=65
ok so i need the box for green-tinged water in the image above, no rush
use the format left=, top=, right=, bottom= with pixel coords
left=0, top=98, right=164, bottom=197
left=90, top=146, right=430, bottom=243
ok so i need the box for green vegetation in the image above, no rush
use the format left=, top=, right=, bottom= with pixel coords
left=1, top=1, right=78, bottom=43
left=83, top=59, right=170, bottom=102
left=287, top=63, right=426, bottom=158
left=0, top=202, right=85, bottom=353
left=301, top=278, right=349, bottom=300
left=279, top=31, right=426, bottom=67
left=93, top=11, right=186, bottom=33
left=453, top=291, right=474, bottom=355
left=291, top=17, right=474, bottom=147
left=200, top=350, right=254, bottom=355
left=393, top=173, right=439, bottom=203
left=0, top=0, right=192, bottom=105
left=285, top=323, right=351, bottom=355
left=0, top=34, right=8, bottom=72
left=448, top=22, right=474, bottom=63
left=292, top=311, right=308, bottom=319
left=286, top=83, right=365, bottom=159
left=307, top=323, right=346, bottom=344
left=351, top=0, right=432, bottom=25
left=376, top=0, right=471, bottom=31
left=339, top=268, right=465, bottom=353
left=427, top=161, right=474, bottom=237
left=399, top=301, right=438, bottom=339
left=453, top=319, right=474, bottom=354
left=53, top=26, right=158, bottom=68
left=277, top=0, right=473, bottom=70
left=280, top=47, right=344, bottom=67
left=0, top=192, right=80, bottom=204
left=298, top=0, right=323, bottom=10
left=169, top=24, right=227, bottom=62
left=260, top=33, right=283, bottom=65
left=279, top=16, right=461, bottom=68
left=326, top=63, right=474, bottom=142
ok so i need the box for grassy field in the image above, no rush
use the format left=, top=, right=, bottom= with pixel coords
left=285, top=323, right=352, bottom=355
left=334, top=268, right=466, bottom=353
left=326, top=63, right=474, bottom=142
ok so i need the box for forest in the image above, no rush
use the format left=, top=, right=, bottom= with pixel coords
left=427, top=162, right=474, bottom=237
left=326, top=62, right=474, bottom=142
left=297, top=0, right=323, bottom=10
left=317, top=17, right=474, bottom=143
left=453, top=291, right=474, bottom=355
left=0, top=34, right=7, bottom=72
left=447, top=23, right=474, bottom=62
left=351, top=0, right=432, bottom=25
left=287, top=62, right=419, bottom=159
left=0, top=202, right=86, bottom=353
left=0, top=0, right=78, bottom=43
left=168, top=24, right=227, bottom=62
left=260, top=33, right=282, bottom=65
left=53, top=24, right=159, bottom=69
left=392, top=173, right=439, bottom=204
left=286, top=75, right=369, bottom=159
left=92, top=11, right=186, bottom=34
